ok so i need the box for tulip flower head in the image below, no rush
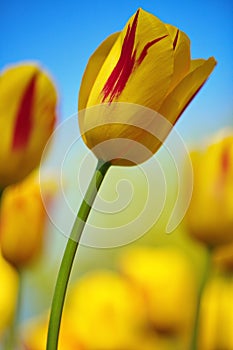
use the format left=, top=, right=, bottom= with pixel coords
left=119, top=246, right=196, bottom=336
left=0, top=63, right=57, bottom=188
left=66, top=271, right=147, bottom=350
left=186, top=133, right=233, bottom=246
left=198, top=277, right=233, bottom=350
left=78, top=9, right=216, bottom=166
left=0, top=171, right=53, bottom=267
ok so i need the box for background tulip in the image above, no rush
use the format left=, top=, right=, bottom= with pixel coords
left=0, top=171, right=54, bottom=268
left=198, top=277, right=233, bottom=350
left=22, top=314, right=84, bottom=350
left=23, top=247, right=197, bottom=350
left=78, top=8, right=216, bottom=166
left=0, top=63, right=57, bottom=188
left=66, top=271, right=147, bottom=350
left=185, top=133, right=233, bottom=246
left=119, top=247, right=196, bottom=337
left=22, top=277, right=169, bottom=350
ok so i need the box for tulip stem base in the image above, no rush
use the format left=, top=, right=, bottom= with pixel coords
left=190, top=246, right=212, bottom=350
left=46, top=160, right=111, bottom=350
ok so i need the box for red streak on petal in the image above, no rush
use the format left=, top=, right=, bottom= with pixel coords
left=215, top=145, right=231, bottom=192
left=102, top=10, right=139, bottom=103
left=12, top=73, right=37, bottom=150
left=101, top=10, right=167, bottom=103
left=173, top=29, right=179, bottom=50
left=137, top=35, right=168, bottom=65
left=221, top=146, right=230, bottom=175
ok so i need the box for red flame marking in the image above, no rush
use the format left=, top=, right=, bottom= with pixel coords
left=12, top=73, right=37, bottom=150
left=101, top=10, right=167, bottom=103
left=221, top=146, right=230, bottom=175
left=173, top=29, right=179, bottom=50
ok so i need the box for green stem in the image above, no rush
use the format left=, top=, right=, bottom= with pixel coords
left=46, top=160, right=111, bottom=350
left=191, top=246, right=212, bottom=350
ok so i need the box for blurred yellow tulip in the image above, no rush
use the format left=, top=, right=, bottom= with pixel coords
left=78, top=8, right=216, bottom=165
left=186, top=133, right=233, bottom=246
left=22, top=314, right=85, bottom=350
left=0, top=171, right=53, bottom=267
left=0, top=63, right=57, bottom=188
left=66, top=270, right=147, bottom=350
left=119, top=246, right=196, bottom=337
left=198, top=276, right=233, bottom=350
left=0, top=251, right=18, bottom=337
left=22, top=276, right=173, bottom=350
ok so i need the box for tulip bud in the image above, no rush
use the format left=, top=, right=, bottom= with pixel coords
left=185, top=133, right=233, bottom=246
left=0, top=171, right=51, bottom=267
left=0, top=63, right=57, bottom=188
left=78, top=8, right=216, bottom=166
left=0, top=251, right=18, bottom=336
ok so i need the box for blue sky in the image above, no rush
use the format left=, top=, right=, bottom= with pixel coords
left=1, top=0, right=233, bottom=143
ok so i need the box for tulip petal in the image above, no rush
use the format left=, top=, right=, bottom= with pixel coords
left=0, top=65, right=39, bottom=159
left=78, top=32, right=120, bottom=111
left=159, top=57, right=217, bottom=124
left=28, top=69, right=57, bottom=161
left=12, top=73, right=37, bottom=150
left=165, top=24, right=191, bottom=93
left=0, top=63, right=57, bottom=187
left=86, top=9, right=174, bottom=111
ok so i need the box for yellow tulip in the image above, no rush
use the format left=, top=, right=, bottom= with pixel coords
left=0, top=171, right=51, bottom=267
left=0, top=251, right=18, bottom=337
left=186, top=134, right=233, bottom=246
left=78, top=8, right=216, bottom=166
left=0, top=63, right=57, bottom=188
left=22, top=314, right=84, bottom=350
left=22, top=311, right=169, bottom=350
left=198, top=277, right=233, bottom=350
left=66, top=270, right=147, bottom=350
left=119, top=246, right=196, bottom=336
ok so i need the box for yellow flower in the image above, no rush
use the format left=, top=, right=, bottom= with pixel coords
left=0, top=171, right=52, bottom=267
left=198, top=277, right=233, bottom=350
left=119, top=246, right=196, bottom=336
left=78, top=8, right=216, bottom=166
left=22, top=314, right=84, bottom=350
left=0, top=63, right=57, bottom=188
left=22, top=312, right=168, bottom=350
left=0, top=251, right=18, bottom=337
left=186, top=133, right=233, bottom=246
left=66, top=270, right=147, bottom=350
